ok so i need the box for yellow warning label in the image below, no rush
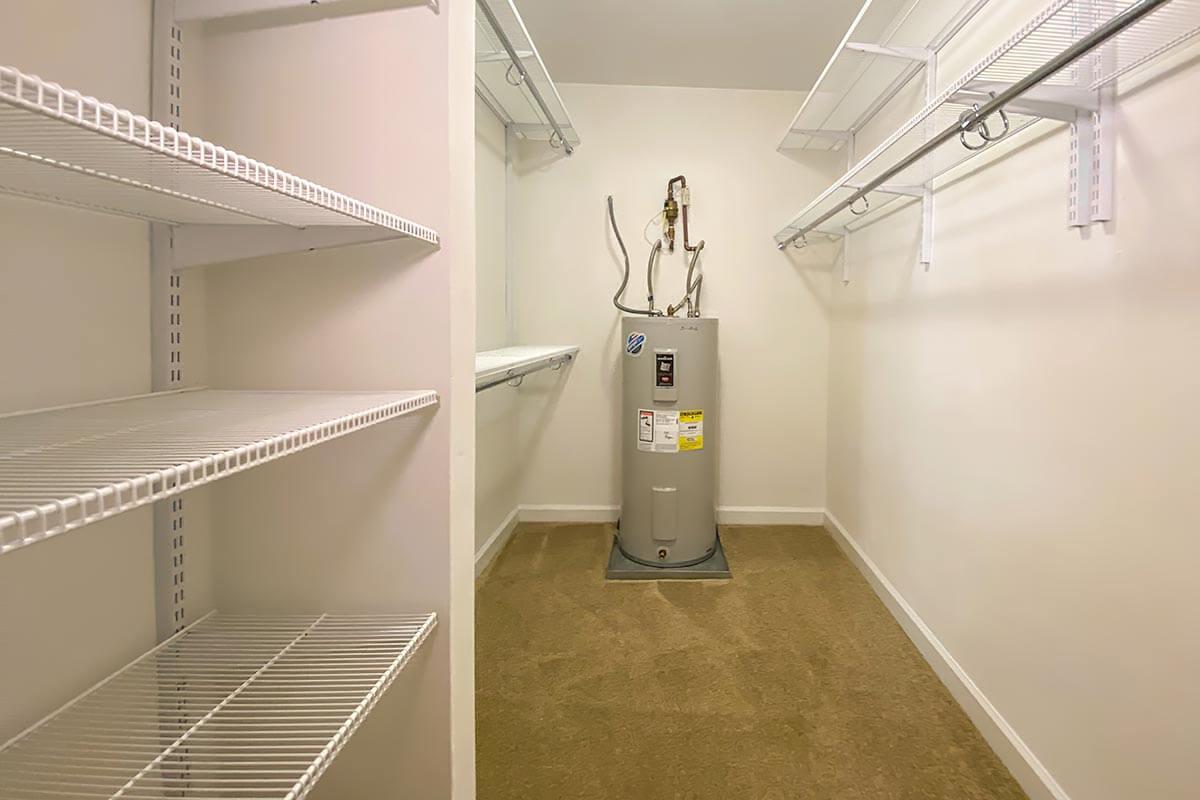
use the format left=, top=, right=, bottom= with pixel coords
left=679, top=410, right=704, bottom=451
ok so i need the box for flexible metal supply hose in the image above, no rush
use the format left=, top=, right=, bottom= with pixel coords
left=668, top=241, right=705, bottom=317
left=607, top=195, right=660, bottom=316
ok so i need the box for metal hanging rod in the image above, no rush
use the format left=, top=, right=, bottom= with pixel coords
left=778, top=0, right=1175, bottom=249
left=476, top=353, right=575, bottom=393
left=475, top=0, right=574, bottom=155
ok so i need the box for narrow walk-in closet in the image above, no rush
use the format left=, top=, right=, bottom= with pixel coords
left=2, top=1, right=1197, bottom=799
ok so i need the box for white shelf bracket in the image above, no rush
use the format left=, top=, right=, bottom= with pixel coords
left=477, top=49, right=534, bottom=63
left=781, top=128, right=854, bottom=152
left=1067, top=88, right=1114, bottom=227
left=1088, top=17, right=1119, bottom=223
left=175, top=0, right=411, bottom=21
left=845, top=42, right=934, bottom=62
left=956, top=80, right=1098, bottom=122
left=1091, top=84, right=1116, bottom=222
left=508, top=121, right=579, bottom=143
left=841, top=131, right=857, bottom=284
left=841, top=230, right=852, bottom=285
left=1069, top=2, right=1117, bottom=228
left=1069, top=106, right=1097, bottom=227
left=170, top=225, right=411, bottom=269
left=847, top=182, right=924, bottom=198
left=920, top=185, right=934, bottom=270
left=920, top=50, right=937, bottom=270
left=788, top=129, right=853, bottom=142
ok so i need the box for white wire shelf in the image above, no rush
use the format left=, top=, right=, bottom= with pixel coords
left=475, top=0, right=579, bottom=153
left=776, top=0, right=1200, bottom=246
left=475, top=345, right=579, bottom=392
left=174, top=0, right=414, bottom=21
left=0, top=611, right=437, bottom=800
left=780, top=0, right=989, bottom=152
left=0, top=389, right=439, bottom=555
left=0, top=64, right=439, bottom=251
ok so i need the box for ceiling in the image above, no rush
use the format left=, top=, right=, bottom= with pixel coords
left=512, top=0, right=863, bottom=91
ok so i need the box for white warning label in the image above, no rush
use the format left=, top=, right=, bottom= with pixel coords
left=638, top=409, right=654, bottom=443
left=637, top=409, right=679, bottom=453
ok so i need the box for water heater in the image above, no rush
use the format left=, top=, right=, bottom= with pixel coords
left=618, top=316, right=719, bottom=568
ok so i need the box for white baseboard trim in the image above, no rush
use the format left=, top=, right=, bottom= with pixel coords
left=517, top=504, right=620, bottom=523
left=823, top=510, right=1070, bottom=800
left=474, top=507, right=520, bottom=577
left=717, top=506, right=825, bottom=525
left=516, top=504, right=825, bottom=526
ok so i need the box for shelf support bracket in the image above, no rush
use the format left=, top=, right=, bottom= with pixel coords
left=841, top=230, right=852, bottom=285
left=846, top=182, right=924, bottom=198
left=918, top=49, right=938, bottom=270
left=1091, top=85, right=1116, bottom=223
left=476, top=49, right=534, bottom=64
left=845, top=42, right=933, bottom=62
left=954, top=81, right=1098, bottom=122
left=1067, top=88, right=1114, bottom=227
left=509, top=122, right=578, bottom=144
left=920, top=185, right=934, bottom=270
left=1068, top=2, right=1116, bottom=228
left=781, top=128, right=853, bottom=151
left=170, top=225, right=412, bottom=269
left=843, top=131, right=856, bottom=283
left=787, top=129, right=853, bottom=140
left=1069, top=106, right=1096, bottom=227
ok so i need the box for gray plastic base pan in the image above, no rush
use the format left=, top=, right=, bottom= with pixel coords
left=605, top=532, right=731, bottom=580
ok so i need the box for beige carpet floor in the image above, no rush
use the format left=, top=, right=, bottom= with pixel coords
left=476, top=523, right=1026, bottom=800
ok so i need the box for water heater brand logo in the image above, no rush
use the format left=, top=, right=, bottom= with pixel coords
left=625, top=331, right=646, bottom=356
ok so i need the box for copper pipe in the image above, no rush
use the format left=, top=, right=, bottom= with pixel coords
left=666, top=175, right=699, bottom=252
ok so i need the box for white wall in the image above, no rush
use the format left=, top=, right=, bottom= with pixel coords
left=475, top=99, right=521, bottom=562
left=0, top=0, right=158, bottom=744
left=183, top=6, right=475, bottom=797
left=509, top=83, right=841, bottom=520
left=476, top=99, right=509, bottom=352
left=823, top=2, right=1200, bottom=798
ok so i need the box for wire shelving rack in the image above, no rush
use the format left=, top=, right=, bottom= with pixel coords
left=0, top=389, right=439, bottom=555
left=779, top=0, right=990, bottom=152
left=0, top=612, right=437, bottom=800
left=0, top=65, right=440, bottom=245
left=475, top=0, right=579, bottom=153
left=775, top=0, right=1200, bottom=249
left=475, top=345, right=579, bottom=392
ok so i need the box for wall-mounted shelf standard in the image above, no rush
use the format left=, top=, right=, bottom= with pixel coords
left=776, top=0, right=1200, bottom=268
left=779, top=0, right=989, bottom=153
left=476, top=345, right=579, bottom=392
left=0, top=389, right=439, bottom=555
left=0, top=612, right=437, bottom=800
left=0, top=64, right=440, bottom=268
left=475, top=0, right=579, bottom=154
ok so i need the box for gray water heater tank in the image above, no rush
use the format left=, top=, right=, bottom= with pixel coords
left=619, top=316, right=718, bottom=567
